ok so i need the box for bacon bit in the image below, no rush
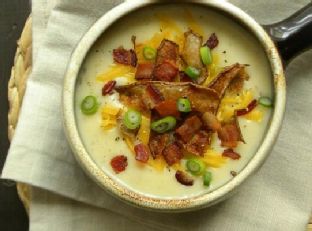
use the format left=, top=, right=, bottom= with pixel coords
left=134, top=143, right=150, bottom=163
left=176, top=116, right=203, bottom=143
left=202, top=112, right=221, bottom=132
left=146, top=84, right=164, bottom=104
left=113, top=47, right=137, bottom=67
left=185, top=131, right=210, bottom=156
left=218, top=118, right=244, bottom=148
left=205, top=33, right=219, bottom=49
left=156, top=40, right=179, bottom=65
left=236, top=99, right=258, bottom=116
left=110, top=155, right=128, bottom=173
left=179, top=71, right=192, bottom=82
left=222, top=149, right=241, bottom=160
left=154, top=100, right=180, bottom=117
left=163, top=143, right=183, bottom=166
left=102, top=80, right=116, bottom=96
left=230, top=171, right=238, bottom=177
left=135, top=63, right=155, bottom=80
left=153, top=61, right=179, bottom=82
left=149, top=134, right=170, bottom=158
left=175, top=170, right=194, bottom=186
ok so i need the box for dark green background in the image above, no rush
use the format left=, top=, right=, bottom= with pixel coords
left=0, top=0, right=30, bottom=230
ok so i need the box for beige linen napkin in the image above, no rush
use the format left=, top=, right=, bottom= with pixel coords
left=2, top=0, right=312, bottom=230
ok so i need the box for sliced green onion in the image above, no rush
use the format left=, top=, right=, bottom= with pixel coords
left=259, top=96, right=273, bottom=107
left=203, top=171, right=212, bottom=186
left=151, top=116, right=176, bottom=133
left=185, top=66, right=201, bottom=80
left=177, top=98, right=191, bottom=112
left=186, top=159, right=206, bottom=176
left=200, top=46, right=212, bottom=65
left=123, top=109, right=142, bottom=130
left=143, top=46, right=156, bottom=60
left=81, top=96, right=98, bottom=115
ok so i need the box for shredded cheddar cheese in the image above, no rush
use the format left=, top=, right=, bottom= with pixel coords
left=202, top=149, right=227, bottom=168
left=101, top=105, right=120, bottom=130
left=137, top=113, right=151, bottom=145
left=96, top=64, right=135, bottom=83
left=148, top=157, right=167, bottom=172
left=218, top=90, right=263, bottom=122
left=243, top=109, right=263, bottom=122
left=171, top=162, right=184, bottom=171
left=124, top=135, right=135, bottom=154
left=204, top=53, right=222, bottom=86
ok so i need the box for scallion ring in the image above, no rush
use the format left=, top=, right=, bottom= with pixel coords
left=259, top=96, right=273, bottom=107
left=185, top=66, right=201, bottom=80
left=177, top=98, right=191, bottom=112
left=81, top=96, right=98, bottom=115
left=123, top=109, right=142, bottom=130
left=143, top=46, right=156, bottom=60
left=151, top=116, right=176, bottom=133
left=203, top=171, right=212, bottom=186
left=186, top=159, right=206, bottom=176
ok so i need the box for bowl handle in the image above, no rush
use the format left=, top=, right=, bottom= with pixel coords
left=264, top=3, right=312, bottom=66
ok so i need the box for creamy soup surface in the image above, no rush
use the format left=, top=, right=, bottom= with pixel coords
left=75, top=4, right=273, bottom=199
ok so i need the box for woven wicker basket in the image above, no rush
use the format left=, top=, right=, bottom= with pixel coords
left=8, top=16, right=312, bottom=230
left=8, top=16, right=32, bottom=213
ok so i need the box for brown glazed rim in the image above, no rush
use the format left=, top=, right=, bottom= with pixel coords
left=63, top=0, right=285, bottom=212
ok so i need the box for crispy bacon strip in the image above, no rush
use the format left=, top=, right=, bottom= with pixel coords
left=153, top=40, right=179, bottom=82
left=236, top=99, right=258, bottom=116
left=208, top=63, right=249, bottom=98
left=134, top=143, right=150, bottom=163
left=110, top=155, right=128, bottom=174
left=113, top=47, right=137, bottom=67
left=135, top=63, right=155, bottom=80
left=154, top=100, right=180, bottom=117
left=176, top=116, right=203, bottom=143
left=155, top=39, right=179, bottom=65
left=175, top=170, right=194, bottom=186
left=115, top=81, right=220, bottom=114
left=149, top=134, right=170, bottom=158
left=205, top=33, right=219, bottom=49
left=102, top=80, right=116, bottom=96
left=185, top=130, right=211, bottom=156
left=163, top=143, right=183, bottom=166
left=153, top=61, right=179, bottom=82
left=218, top=117, right=244, bottom=148
left=222, top=149, right=241, bottom=160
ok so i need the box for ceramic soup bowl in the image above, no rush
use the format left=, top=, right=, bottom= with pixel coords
left=63, top=0, right=312, bottom=212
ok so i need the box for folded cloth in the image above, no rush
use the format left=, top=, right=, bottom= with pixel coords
left=2, top=0, right=312, bottom=230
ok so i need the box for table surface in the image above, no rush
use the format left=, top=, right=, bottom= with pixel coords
left=0, top=0, right=30, bottom=230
